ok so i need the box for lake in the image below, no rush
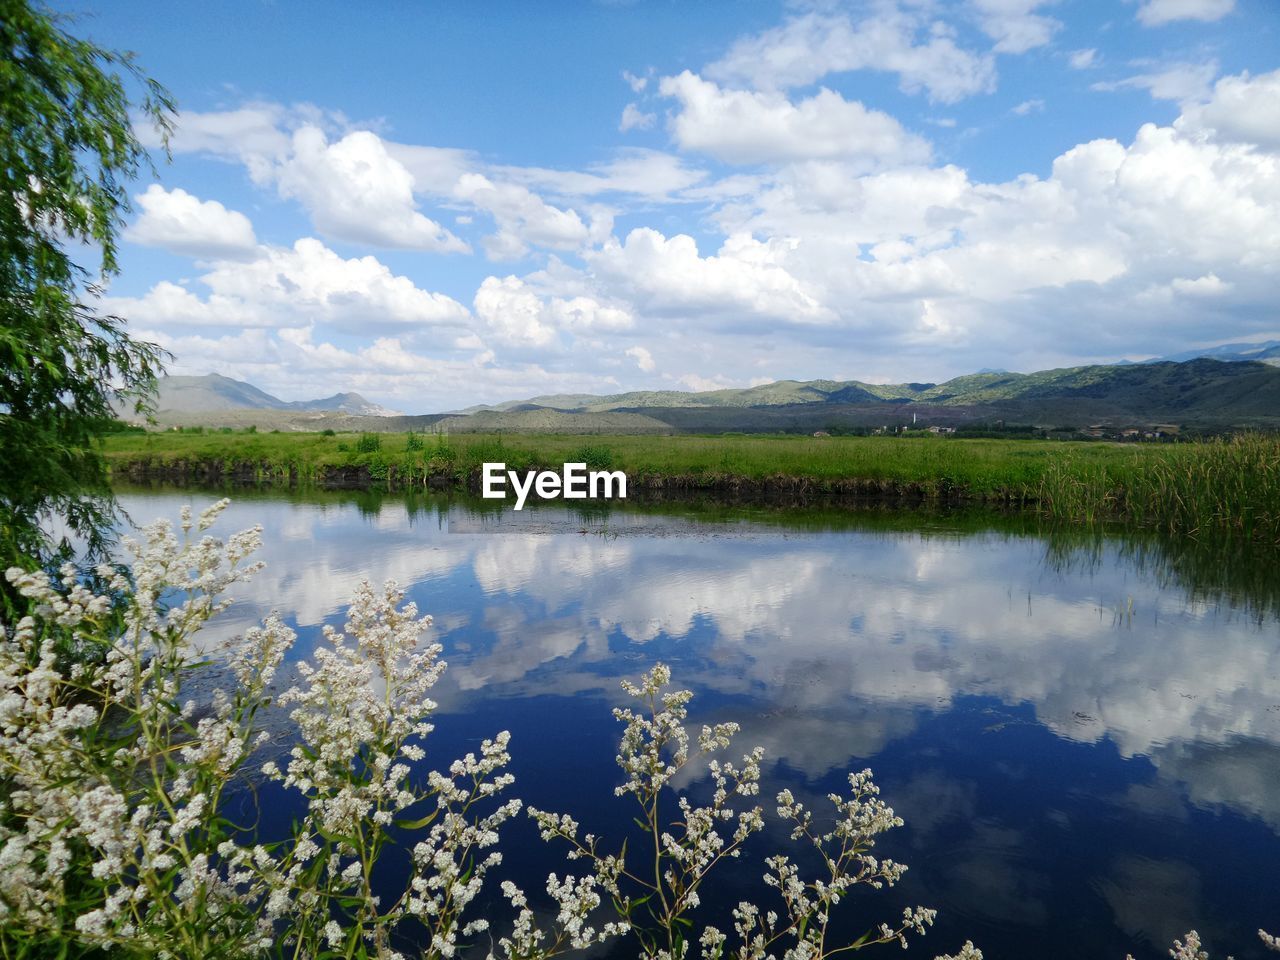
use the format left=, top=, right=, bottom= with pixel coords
left=114, top=487, right=1280, bottom=960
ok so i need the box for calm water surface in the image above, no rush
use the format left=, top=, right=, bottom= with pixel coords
left=116, top=489, right=1280, bottom=960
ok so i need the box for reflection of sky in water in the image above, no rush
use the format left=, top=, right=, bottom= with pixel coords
left=118, top=492, right=1280, bottom=959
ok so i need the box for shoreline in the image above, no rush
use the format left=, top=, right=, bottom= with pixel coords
left=101, top=430, right=1280, bottom=541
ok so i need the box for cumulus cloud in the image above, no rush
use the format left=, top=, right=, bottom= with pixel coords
left=587, top=228, right=836, bottom=326
left=1178, top=68, right=1280, bottom=150
left=625, top=345, right=656, bottom=372
left=110, top=238, right=471, bottom=335
left=454, top=174, right=597, bottom=261
left=1136, top=0, right=1234, bottom=26
left=147, top=106, right=624, bottom=259
left=126, top=185, right=257, bottom=259
left=706, top=7, right=995, bottom=104
left=274, top=127, right=469, bottom=251
left=659, top=71, right=931, bottom=167
left=674, top=79, right=1280, bottom=366
left=473, top=275, right=632, bottom=349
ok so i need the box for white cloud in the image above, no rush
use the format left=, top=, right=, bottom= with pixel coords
left=146, top=103, right=293, bottom=180
left=626, top=345, right=656, bottom=372
left=1171, top=273, right=1230, bottom=296
left=1012, top=98, right=1046, bottom=115
left=970, top=0, right=1061, bottom=53
left=126, top=185, right=257, bottom=259
left=497, top=150, right=708, bottom=200
left=1178, top=69, right=1280, bottom=150
left=453, top=173, right=597, bottom=261
left=659, top=71, right=931, bottom=167
left=275, top=127, right=469, bottom=252
left=473, top=275, right=632, bottom=348
left=587, top=228, right=836, bottom=326
left=382, top=143, right=475, bottom=195
left=137, top=324, right=589, bottom=411
left=151, top=108, right=473, bottom=253
left=1069, top=48, right=1099, bottom=70
left=108, top=280, right=269, bottom=329
left=622, top=69, right=649, bottom=93
left=675, top=95, right=1280, bottom=368
left=111, top=238, right=470, bottom=335
left=1093, top=61, right=1218, bottom=103
left=619, top=103, right=656, bottom=132
left=1136, top=0, right=1234, bottom=26
left=706, top=7, right=996, bottom=104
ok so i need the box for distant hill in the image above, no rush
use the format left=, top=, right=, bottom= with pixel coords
left=140, top=374, right=401, bottom=417
left=1145, top=340, right=1280, bottom=365
left=457, top=359, right=1280, bottom=432
left=132, top=359, right=1280, bottom=434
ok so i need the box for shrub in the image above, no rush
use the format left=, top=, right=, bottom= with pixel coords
left=321, top=429, right=336, bottom=437
left=356, top=432, right=382, bottom=453
left=405, top=430, right=425, bottom=452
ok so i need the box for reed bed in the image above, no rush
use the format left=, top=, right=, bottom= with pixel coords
left=103, top=431, right=1280, bottom=541
left=1036, top=433, right=1280, bottom=541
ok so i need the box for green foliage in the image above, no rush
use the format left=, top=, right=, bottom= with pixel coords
left=321, top=428, right=336, bottom=436
left=1037, top=432, right=1280, bottom=539
left=0, top=2, right=175, bottom=571
left=355, top=432, right=382, bottom=453
left=570, top=443, right=614, bottom=470
left=404, top=429, right=424, bottom=451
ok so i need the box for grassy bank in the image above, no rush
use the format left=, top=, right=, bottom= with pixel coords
left=102, top=430, right=1280, bottom=541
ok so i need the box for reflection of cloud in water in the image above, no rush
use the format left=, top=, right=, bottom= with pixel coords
left=1096, top=855, right=1202, bottom=951
left=1147, top=737, right=1280, bottom=831
left=116, top=494, right=1280, bottom=829
left=892, top=771, right=1051, bottom=927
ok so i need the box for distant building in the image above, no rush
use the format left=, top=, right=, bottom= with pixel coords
left=927, top=425, right=955, bottom=435
left=1153, top=423, right=1181, bottom=436
left=812, top=430, right=830, bottom=437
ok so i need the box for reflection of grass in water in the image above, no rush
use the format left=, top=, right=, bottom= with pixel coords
left=1041, top=524, right=1280, bottom=624
left=114, top=481, right=1280, bottom=623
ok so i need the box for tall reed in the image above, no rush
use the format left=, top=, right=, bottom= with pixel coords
left=1037, top=433, right=1280, bottom=541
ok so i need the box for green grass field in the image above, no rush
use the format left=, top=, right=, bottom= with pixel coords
left=102, top=430, right=1280, bottom=541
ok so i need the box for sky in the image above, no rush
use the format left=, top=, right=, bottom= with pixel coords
left=51, top=0, right=1280, bottom=412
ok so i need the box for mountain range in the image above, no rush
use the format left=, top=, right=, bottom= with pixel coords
left=447, top=358, right=1280, bottom=432
left=136, top=343, right=1280, bottom=434
left=141, top=374, right=401, bottom=417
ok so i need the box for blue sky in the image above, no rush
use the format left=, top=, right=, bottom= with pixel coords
left=53, top=0, right=1280, bottom=411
